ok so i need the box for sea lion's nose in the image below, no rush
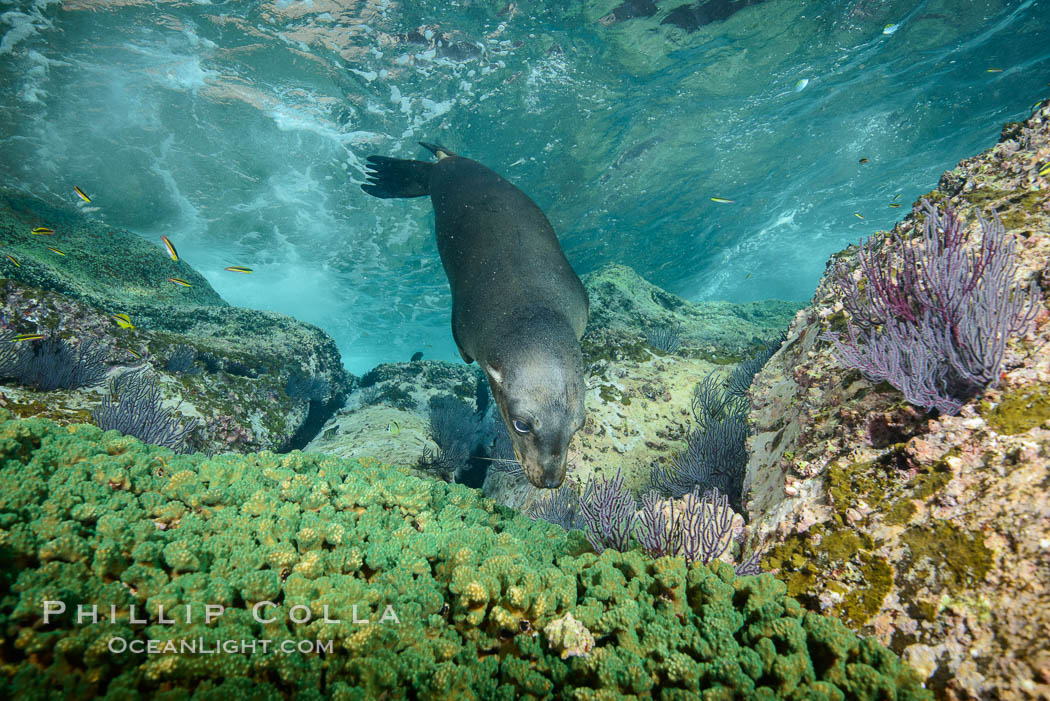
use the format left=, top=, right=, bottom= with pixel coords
left=542, top=454, right=567, bottom=489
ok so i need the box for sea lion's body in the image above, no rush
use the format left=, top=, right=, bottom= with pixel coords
left=429, top=154, right=589, bottom=363
left=362, top=143, right=588, bottom=489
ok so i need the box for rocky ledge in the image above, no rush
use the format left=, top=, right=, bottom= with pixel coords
left=743, top=104, right=1050, bottom=698
left=0, top=189, right=353, bottom=454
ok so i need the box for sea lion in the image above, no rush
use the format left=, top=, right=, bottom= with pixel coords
left=361, top=142, right=588, bottom=489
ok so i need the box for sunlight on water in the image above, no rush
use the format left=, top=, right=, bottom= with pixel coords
left=1, top=0, right=1047, bottom=373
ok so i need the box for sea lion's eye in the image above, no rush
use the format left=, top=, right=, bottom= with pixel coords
left=512, top=418, right=531, bottom=434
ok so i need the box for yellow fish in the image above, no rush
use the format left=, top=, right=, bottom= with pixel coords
left=5, top=253, right=19, bottom=267
left=710, top=197, right=735, bottom=204
left=893, top=193, right=901, bottom=200
left=889, top=203, right=901, bottom=208
left=161, top=236, right=178, bottom=261
left=13, top=333, right=44, bottom=342
left=388, top=421, right=401, bottom=436
left=112, top=313, right=135, bottom=330
left=168, top=277, right=191, bottom=287
left=854, top=212, right=864, bottom=219
left=46, top=246, right=66, bottom=255
left=1039, top=162, right=1050, bottom=177
left=858, top=158, right=869, bottom=164
left=224, top=266, right=254, bottom=273
left=986, top=68, right=1003, bottom=73
left=73, top=185, right=91, bottom=203
left=125, top=348, right=142, bottom=359
left=31, top=227, right=54, bottom=235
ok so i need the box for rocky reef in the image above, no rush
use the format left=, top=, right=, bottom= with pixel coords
left=743, top=105, right=1050, bottom=697
left=0, top=412, right=929, bottom=699
left=4, top=75, right=1047, bottom=701
left=0, top=189, right=353, bottom=454
left=307, top=263, right=800, bottom=520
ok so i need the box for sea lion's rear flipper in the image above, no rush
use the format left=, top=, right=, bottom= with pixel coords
left=418, top=142, right=458, bottom=160
left=361, top=156, right=433, bottom=199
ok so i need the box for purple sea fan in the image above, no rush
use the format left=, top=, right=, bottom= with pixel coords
left=92, top=369, right=199, bottom=453
left=824, top=199, right=1040, bottom=415
left=634, top=490, right=681, bottom=559
left=635, top=486, right=736, bottom=566
left=579, top=469, right=636, bottom=554
left=678, top=487, right=735, bottom=566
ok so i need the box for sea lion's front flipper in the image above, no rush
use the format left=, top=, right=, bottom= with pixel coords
left=361, top=156, right=433, bottom=199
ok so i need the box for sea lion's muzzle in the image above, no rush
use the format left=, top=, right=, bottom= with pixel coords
left=541, top=460, right=567, bottom=489
left=513, top=438, right=569, bottom=490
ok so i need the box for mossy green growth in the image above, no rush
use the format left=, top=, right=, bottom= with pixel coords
left=837, top=554, right=894, bottom=629
left=699, top=350, right=743, bottom=365
left=961, top=186, right=1043, bottom=218
left=886, top=499, right=917, bottom=526
left=899, top=520, right=993, bottom=592
left=826, top=447, right=952, bottom=526
left=375, top=383, right=414, bottom=410
left=0, top=413, right=930, bottom=699
left=598, top=383, right=631, bottom=406
left=824, top=310, right=849, bottom=334
left=980, top=384, right=1050, bottom=435
left=762, top=526, right=894, bottom=628
left=580, top=334, right=651, bottom=365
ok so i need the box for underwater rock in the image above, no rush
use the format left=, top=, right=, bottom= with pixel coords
left=305, top=403, right=434, bottom=477
left=0, top=188, right=224, bottom=311
left=543, top=611, right=595, bottom=659
left=0, top=412, right=932, bottom=698
left=0, top=192, right=353, bottom=454
left=350, top=358, right=483, bottom=413
left=742, top=103, right=1050, bottom=697
left=582, top=263, right=800, bottom=356
left=317, top=264, right=796, bottom=533
left=305, top=359, right=487, bottom=481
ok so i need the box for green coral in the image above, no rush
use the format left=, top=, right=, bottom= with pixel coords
left=0, top=413, right=930, bottom=699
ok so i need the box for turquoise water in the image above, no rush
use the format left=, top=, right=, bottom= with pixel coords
left=1, top=0, right=1047, bottom=373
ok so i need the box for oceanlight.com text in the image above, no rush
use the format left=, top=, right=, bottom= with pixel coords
left=107, top=637, right=335, bottom=655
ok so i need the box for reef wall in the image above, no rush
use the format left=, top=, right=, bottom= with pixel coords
left=743, top=105, right=1050, bottom=698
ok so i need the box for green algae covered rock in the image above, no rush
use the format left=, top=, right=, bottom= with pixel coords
left=0, top=413, right=929, bottom=700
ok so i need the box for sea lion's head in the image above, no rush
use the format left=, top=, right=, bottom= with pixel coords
left=483, top=344, right=586, bottom=490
